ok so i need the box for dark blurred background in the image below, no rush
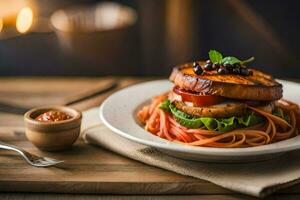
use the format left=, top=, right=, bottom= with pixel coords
left=0, top=0, right=299, bottom=78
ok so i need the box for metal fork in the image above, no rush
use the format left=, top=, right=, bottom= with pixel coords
left=0, top=141, right=64, bottom=167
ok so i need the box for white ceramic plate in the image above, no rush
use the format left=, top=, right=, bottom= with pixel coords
left=100, top=80, right=300, bottom=162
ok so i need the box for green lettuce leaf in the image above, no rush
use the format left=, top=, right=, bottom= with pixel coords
left=160, top=100, right=265, bottom=132
left=272, top=107, right=290, bottom=123
left=159, top=99, right=171, bottom=112
left=169, top=102, right=203, bottom=128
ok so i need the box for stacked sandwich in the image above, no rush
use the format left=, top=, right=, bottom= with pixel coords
left=138, top=50, right=299, bottom=147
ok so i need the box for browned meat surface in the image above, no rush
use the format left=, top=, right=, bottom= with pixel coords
left=173, top=100, right=275, bottom=118
left=173, top=100, right=247, bottom=118
left=169, top=61, right=283, bottom=101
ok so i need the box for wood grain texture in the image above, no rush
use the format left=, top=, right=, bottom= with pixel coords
left=0, top=194, right=276, bottom=200
left=0, top=127, right=229, bottom=194
left=0, top=77, right=299, bottom=199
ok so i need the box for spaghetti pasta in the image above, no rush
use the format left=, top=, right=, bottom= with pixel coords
left=137, top=94, right=299, bottom=148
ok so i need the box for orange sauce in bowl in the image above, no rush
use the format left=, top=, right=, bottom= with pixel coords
left=35, top=110, right=72, bottom=122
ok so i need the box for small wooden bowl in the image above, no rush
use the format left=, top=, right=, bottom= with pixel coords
left=24, top=106, right=82, bottom=151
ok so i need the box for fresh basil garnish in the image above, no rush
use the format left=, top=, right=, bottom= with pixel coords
left=241, top=56, right=255, bottom=65
left=221, top=56, right=241, bottom=65
left=209, top=50, right=223, bottom=64
left=209, top=49, right=255, bottom=66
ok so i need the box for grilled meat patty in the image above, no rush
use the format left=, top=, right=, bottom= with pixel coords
left=169, top=61, right=283, bottom=101
left=173, top=100, right=274, bottom=118
left=173, top=100, right=246, bottom=118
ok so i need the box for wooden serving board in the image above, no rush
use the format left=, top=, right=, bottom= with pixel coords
left=1, top=127, right=300, bottom=195
left=0, top=126, right=228, bottom=194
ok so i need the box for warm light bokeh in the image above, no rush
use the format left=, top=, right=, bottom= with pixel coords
left=0, top=18, right=3, bottom=33
left=16, top=6, right=33, bottom=33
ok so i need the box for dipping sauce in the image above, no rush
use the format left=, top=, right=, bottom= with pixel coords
left=35, top=110, right=72, bottom=122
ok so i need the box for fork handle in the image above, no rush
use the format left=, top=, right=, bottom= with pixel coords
left=0, top=141, right=29, bottom=158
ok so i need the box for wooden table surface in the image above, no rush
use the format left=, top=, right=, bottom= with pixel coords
left=0, top=77, right=299, bottom=200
